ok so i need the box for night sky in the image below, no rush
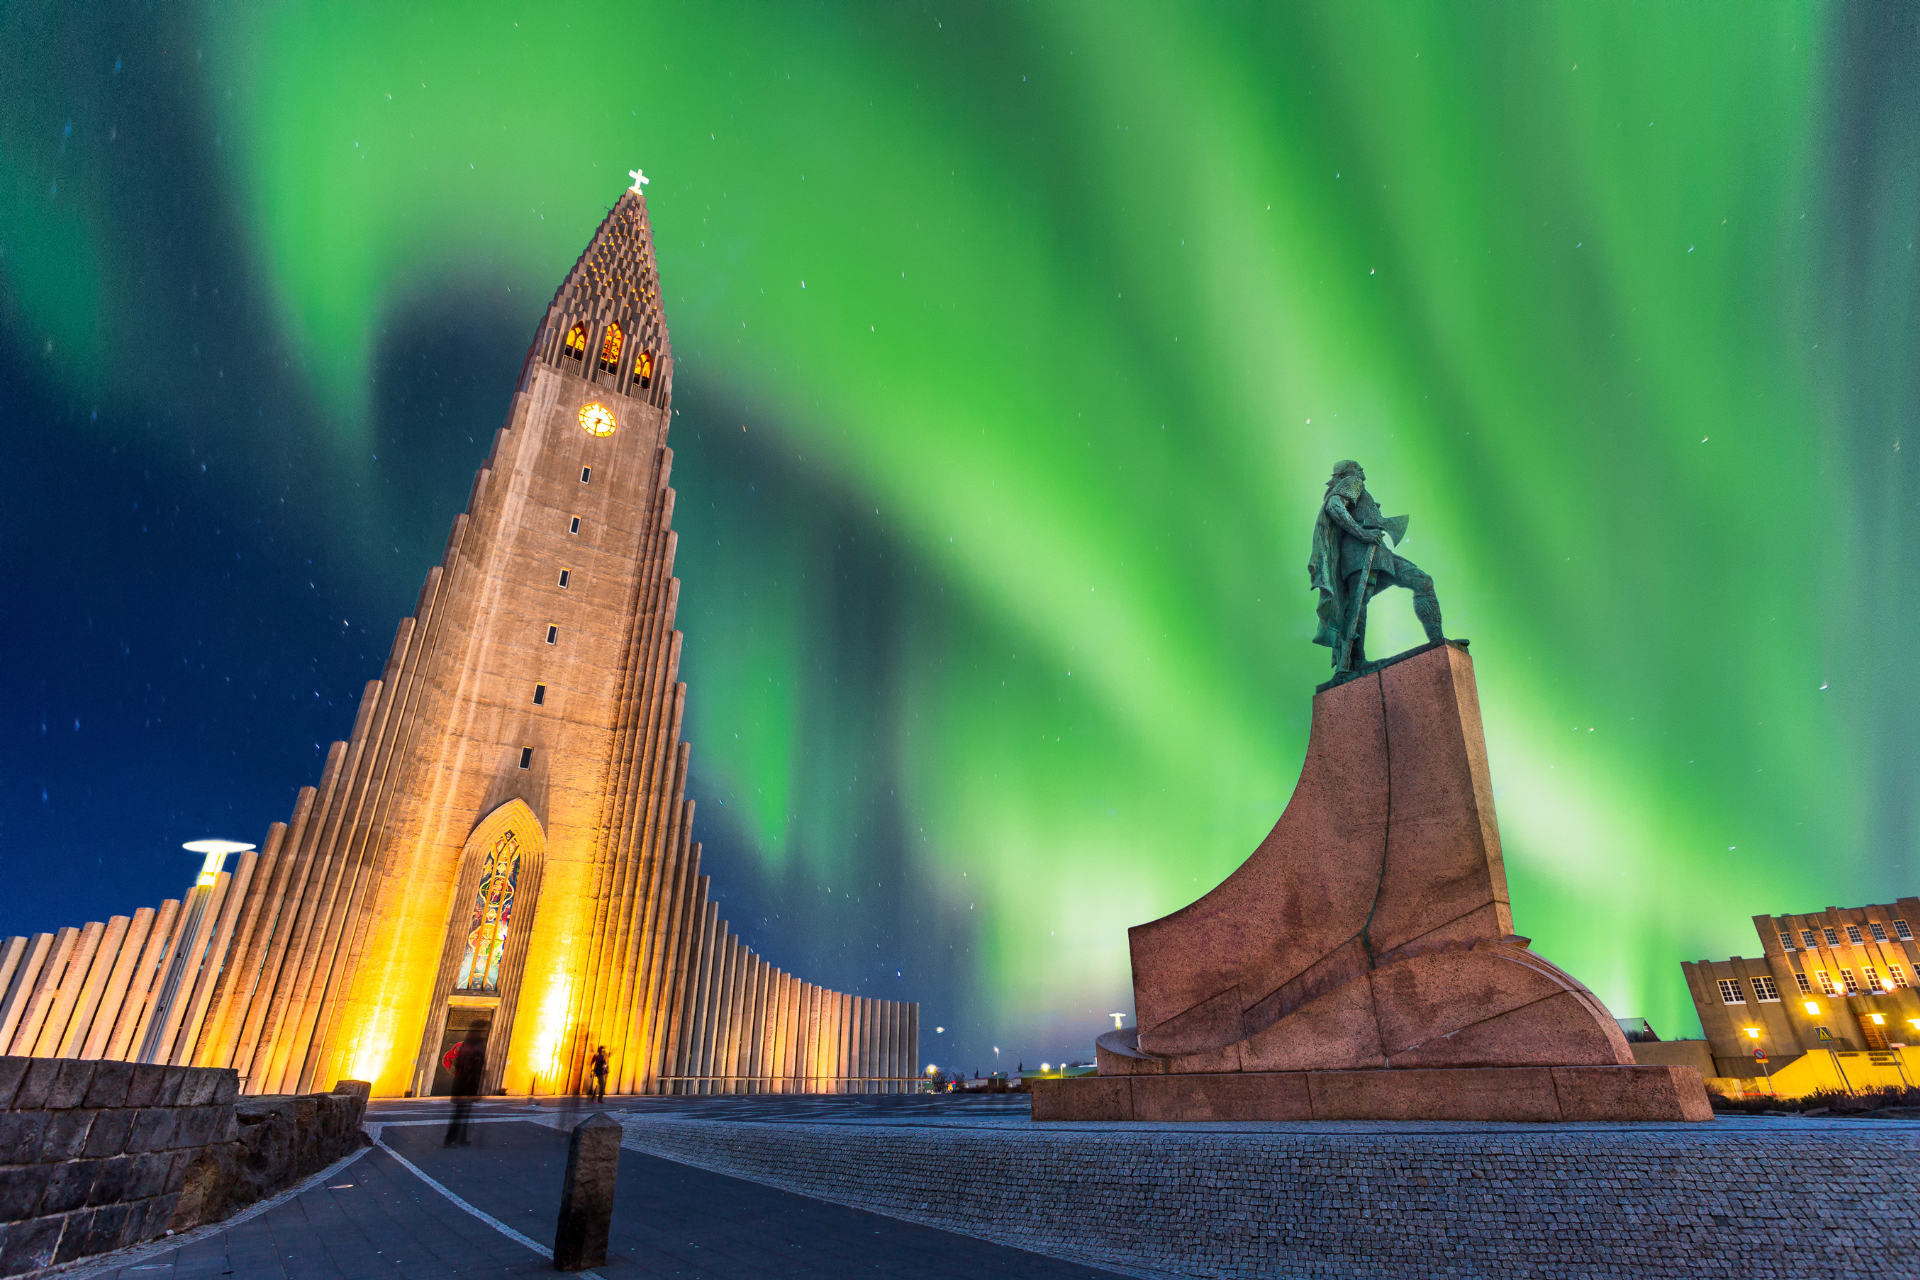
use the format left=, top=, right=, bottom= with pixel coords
left=5, top=3, right=1919, bottom=1074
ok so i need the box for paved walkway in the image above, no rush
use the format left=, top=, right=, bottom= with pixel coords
left=72, top=1102, right=1134, bottom=1279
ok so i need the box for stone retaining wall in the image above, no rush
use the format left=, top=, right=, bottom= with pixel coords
left=613, top=1115, right=1920, bottom=1279
left=0, top=1058, right=367, bottom=1275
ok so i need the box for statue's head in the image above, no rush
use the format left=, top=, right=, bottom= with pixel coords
left=1326, top=460, right=1365, bottom=497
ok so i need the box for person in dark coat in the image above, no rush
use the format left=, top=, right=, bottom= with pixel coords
left=444, top=1029, right=486, bottom=1146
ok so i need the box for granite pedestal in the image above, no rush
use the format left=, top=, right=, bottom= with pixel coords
left=1036, top=642, right=1711, bottom=1123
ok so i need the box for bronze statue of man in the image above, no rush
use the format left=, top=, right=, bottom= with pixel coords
left=1308, top=460, right=1444, bottom=673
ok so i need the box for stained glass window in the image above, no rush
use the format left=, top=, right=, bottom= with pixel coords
left=563, top=324, right=587, bottom=361
left=598, top=322, right=624, bottom=373
left=455, top=830, right=520, bottom=993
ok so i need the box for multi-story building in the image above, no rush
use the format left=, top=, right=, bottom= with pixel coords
left=1682, top=897, right=1920, bottom=1078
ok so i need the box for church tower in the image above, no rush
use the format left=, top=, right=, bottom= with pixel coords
left=0, top=179, right=917, bottom=1099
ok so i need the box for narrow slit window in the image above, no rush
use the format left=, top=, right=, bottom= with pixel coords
left=519, top=746, right=534, bottom=770
left=545, top=625, right=559, bottom=645
left=636, top=349, right=653, bottom=388
left=598, top=322, right=625, bottom=374
left=580, top=466, right=592, bottom=484
left=532, top=684, right=546, bottom=706
left=569, top=516, right=581, bottom=535
left=563, top=324, right=587, bottom=362
left=558, top=569, right=571, bottom=588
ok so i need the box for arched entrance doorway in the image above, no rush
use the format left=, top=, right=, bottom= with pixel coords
left=410, top=800, right=546, bottom=1097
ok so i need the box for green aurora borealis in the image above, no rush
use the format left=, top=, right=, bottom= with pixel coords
left=6, top=3, right=1920, bottom=1064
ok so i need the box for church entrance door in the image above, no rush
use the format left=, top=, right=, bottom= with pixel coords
left=431, top=1006, right=494, bottom=1096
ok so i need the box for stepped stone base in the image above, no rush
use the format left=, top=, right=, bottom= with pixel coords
left=1031, top=1064, right=1713, bottom=1123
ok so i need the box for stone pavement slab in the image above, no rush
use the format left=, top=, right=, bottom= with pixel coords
left=72, top=1114, right=1133, bottom=1280
left=606, top=1100, right=1920, bottom=1279
left=377, top=1120, right=1132, bottom=1278
left=82, top=1142, right=553, bottom=1279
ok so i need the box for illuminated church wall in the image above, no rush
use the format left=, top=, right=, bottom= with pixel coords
left=0, top=187, right=917, bottom=1099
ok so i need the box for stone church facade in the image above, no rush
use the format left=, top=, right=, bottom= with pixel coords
left=0, top=184, right=918, bottom=1098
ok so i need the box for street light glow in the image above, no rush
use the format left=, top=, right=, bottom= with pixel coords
left=182, top=839, right=255, bottom=878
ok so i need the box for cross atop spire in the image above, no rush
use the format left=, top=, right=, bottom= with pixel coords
left=628, top=167, right=649, bottom=193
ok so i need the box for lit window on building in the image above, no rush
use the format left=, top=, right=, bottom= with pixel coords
left=1717, top=978, right=1745, bottom=1005
left=1793, top=972, right=1812, bottom=995
left=1816, top=970, right=1837, bottom=995
left=1897, top=920, right=1914, bottom=941
left=1864, top=966, right=1884, bottom=991
left=1778, top=931, right=1794, bottom=950
left=1869, top=922, right=1889, bottom=943
left=1846, top=924, right=1864, bottom=944
left=636, top=348, right=653, bottom=388
left=1890, top=965, right=1909, bottom=988
left=1800, top=929, right=1818, bottom=948
left=1751, top=975, right=1779, bottom=1002
left=563, top=324, right=587, bottom=362
left=454, top=828, right=520, bottom=993
left=598, top=322, right=624, bottom=374
left=1824, top=928, right=1840, bottom=947
left=1840, top=970, right=1860, bottom=995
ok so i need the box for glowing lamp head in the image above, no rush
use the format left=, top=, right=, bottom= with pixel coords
left=1870, top=1013, right=1886, bottom=1025
left=1744, top=1027, right=1760, bottom=1040
left=578, top=402, right=616, bottom=436
left=182, top=838, right=254, bottom=878
left=1803, top=1000, right=1821, bottom=1015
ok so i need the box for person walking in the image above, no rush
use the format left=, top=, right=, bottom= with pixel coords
left=589, top=1045, right=609, bottom=1103
left=444, top=1029, right=486, bottom=1146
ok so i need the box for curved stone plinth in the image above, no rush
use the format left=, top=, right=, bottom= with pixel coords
left=1093, top=641, right=1706, bottom=1121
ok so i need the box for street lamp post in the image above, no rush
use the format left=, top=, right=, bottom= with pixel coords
left=137, top=839, right=254, bottom=1064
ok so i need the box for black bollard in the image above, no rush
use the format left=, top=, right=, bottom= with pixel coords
left=553, top=1113, right=621, bottom=1271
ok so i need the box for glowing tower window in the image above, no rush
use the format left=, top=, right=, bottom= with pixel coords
left=579, top=403, right=616, bottom=437
left=635, top=349, right=653, bottom=388
left=563, top=324, right=586, bottom=362
left=598, top=322, right=624, bottom=374
left=455, top=829, right=521, bottom=994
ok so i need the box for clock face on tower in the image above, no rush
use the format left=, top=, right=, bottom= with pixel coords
left=578, top=402, right=616, bottom=437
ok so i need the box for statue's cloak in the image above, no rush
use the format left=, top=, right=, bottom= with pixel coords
left=1308, top=477, right=1403, bottom=649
